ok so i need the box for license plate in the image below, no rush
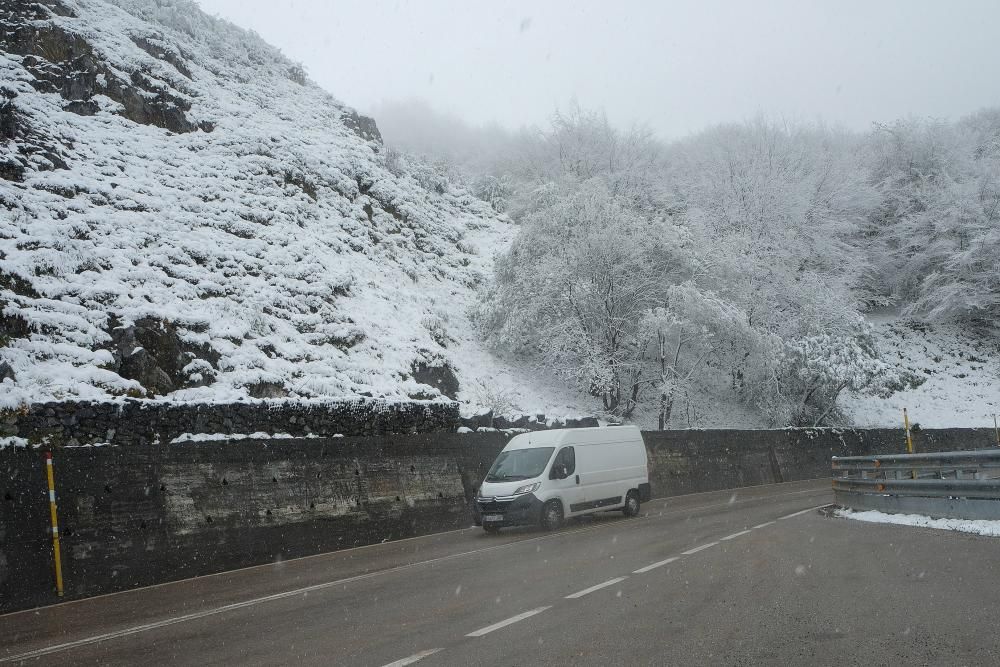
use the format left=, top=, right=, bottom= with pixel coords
left=483, top=514, right=504, bottom=522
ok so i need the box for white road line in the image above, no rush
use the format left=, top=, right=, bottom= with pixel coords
left=565, top=576, right=628, bottom=599
left=0, top=535, right=551, bottom=665
left=778, top=505, right=828, bottom=520
left=633, top=557, right=679, bottom=574
left=2, top=484, right=828, bottom=623
left=381, top=648, right=444, bottom=666
left=752, top=521, right=776, bottom=529
left=681, top=542, right=718, bottom=555
left=466, top=606, right=552, bottom=637
left=2, top=486, right=832, bottom=662
left=720, top=529, right=751, bottom=541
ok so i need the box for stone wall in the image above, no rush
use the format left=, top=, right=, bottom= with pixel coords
left=1, top=398, right=461, bottom=446
left=0, top=431, right=511, bottom=614
left=2, top=426, right=995, bottom=613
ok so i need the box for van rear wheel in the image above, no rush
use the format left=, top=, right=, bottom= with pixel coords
left=540, top=500, right=563, bottom=531
left=623, top=490, right=640, bottom=517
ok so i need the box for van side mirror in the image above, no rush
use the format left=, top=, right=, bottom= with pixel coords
left=550, top=464, right=566, bottom=480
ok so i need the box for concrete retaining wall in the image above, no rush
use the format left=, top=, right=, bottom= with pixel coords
left=2, top=426, right=995, bottom=613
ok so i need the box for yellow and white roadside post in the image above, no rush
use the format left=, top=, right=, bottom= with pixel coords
left=903, top=408, right=915, bottom=480
left=903, top=408, right=914, bottom=454
left=45, top=451, right=65, bottom=597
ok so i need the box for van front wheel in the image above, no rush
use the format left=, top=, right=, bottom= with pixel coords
left=540, top=500, right=563, bottom=531
left=623, top=490, right=640, bottom=517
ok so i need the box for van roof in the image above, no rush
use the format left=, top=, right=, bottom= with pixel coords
left=503, top=425, right=641, bottom=451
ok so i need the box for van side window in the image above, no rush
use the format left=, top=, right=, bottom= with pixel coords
left=550, top=446, right=575, bottom=478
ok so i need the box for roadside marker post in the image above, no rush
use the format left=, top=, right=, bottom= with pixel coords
left=903, top=408, right=914, bottom=454
left=45, top=452, right=65, bottom=597
left=903, top=408, right=915, bottom=480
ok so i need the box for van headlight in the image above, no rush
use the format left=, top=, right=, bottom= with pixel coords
left=513, top=482, right=540, bottom=496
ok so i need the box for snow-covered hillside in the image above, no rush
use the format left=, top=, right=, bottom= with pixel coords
left=842, top=313, right=1000, bottom=428
left=0, top=0, right=545, bottom=409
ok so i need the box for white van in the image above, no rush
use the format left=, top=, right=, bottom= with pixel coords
left=474, top=426, right=650, bottom=532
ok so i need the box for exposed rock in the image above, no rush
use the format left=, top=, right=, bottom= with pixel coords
left=0, top=361, right=15, bottom=382
left=0, top=159, right=25, bottom=183
left=460, top=410, right=493, bottom=430
left=0, top=95, right=69, bottom=180
left=0, top=270, right=39, bottom=298
left=0, top=310, right=31, bottom=345
left=1, top=8, right=197, bottom=134
left=410, top=358, right=459, bottom=400
left=247, top=381, right=288, bottom=399
left=106, top=317, right=219, bottom=395
left=119, top=347, right=173, bottom=395
left=130, top=35, right=193, bottom=79
left=341, top=110, right=382, bottom=144
left=63, top=100, right=99, bottom=116
left=491, top=415, right=519, bottom=430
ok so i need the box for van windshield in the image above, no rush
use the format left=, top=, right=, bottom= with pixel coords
left=485, top=447, right=555, bottom=482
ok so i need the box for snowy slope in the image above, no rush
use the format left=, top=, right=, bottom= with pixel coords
left=0, top=0, right=534, bottom=407
left=841, top=313, right=1000, bottom=428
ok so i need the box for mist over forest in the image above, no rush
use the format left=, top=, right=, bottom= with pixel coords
left=374, top=99, right=1000, bottom=427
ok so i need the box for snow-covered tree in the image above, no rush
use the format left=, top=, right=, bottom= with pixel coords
left=770, top=323, right=908, bottom=426
left=475, top=181, right=695, bottom=417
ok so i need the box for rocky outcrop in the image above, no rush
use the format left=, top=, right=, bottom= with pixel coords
left=410, top=358, right=460, bottom=399
left=0, top=87, right=69, bottom=182
left=341, top=109, right=382, bottom=144
left=1, top=2, right=197, bottom=134
left=105, top=317, right=219, bottom=396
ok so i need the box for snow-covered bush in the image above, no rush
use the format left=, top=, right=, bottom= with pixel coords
left=762, top=324, right=906, bottom=426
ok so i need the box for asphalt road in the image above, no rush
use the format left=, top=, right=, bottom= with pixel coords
left=2, top=479, right=998, bottom=666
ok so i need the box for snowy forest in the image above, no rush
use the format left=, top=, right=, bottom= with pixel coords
left=3, top=0, right=999, bottom=430
left=375, top=101, right=1000, bottom=427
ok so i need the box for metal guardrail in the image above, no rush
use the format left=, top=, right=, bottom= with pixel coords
left=832, top=449, right=1000, bottom=520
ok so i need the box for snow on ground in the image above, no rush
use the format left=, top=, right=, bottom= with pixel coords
left=0, top=0, right=597, bottom=416
left=841, top=313, right=1000, bottom=427
left=170, top=432, right=323, bottom=443
left=836, top=508, right=1000, bottom=538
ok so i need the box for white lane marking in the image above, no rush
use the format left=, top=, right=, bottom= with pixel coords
left=2, top=486, right=833, bottom=661
left=565, top=576, right=628, bottom=599
left=778, top=505, right=828, bottom=520
left=0, top=535, right=554, bottom=665
left=465, top=606, right=552, bottom=637
left=2, top=484, right=827, bottom=621
left=681, top=542, right=718, bottom=555
left=633, top=557, right=679, bottom=574
left=752, top=521, right=775, bottom=529
left=381, top=648, right=444, bottom=666
left=720, top=530, right=751, bottom=541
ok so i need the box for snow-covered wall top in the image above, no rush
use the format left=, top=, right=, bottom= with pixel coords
left=0, top=0, right=512, bottom=407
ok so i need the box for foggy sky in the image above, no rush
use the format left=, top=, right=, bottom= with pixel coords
left=195, top=0, right=1000, bottom=139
